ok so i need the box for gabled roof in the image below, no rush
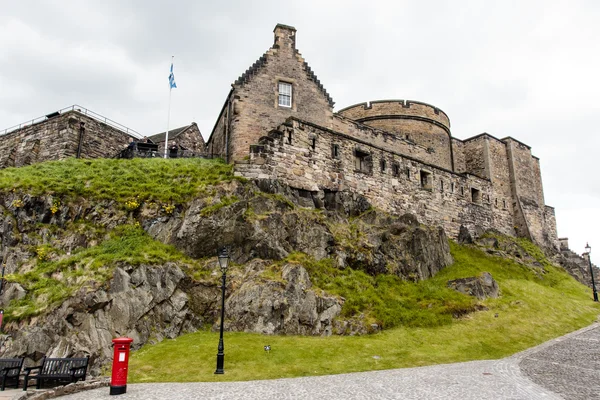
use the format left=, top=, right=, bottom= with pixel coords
left=149, top=123, right=202, bottom=143
left=232, top=32, right=334, bottom=107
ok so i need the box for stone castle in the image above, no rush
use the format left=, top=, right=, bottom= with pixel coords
left=0, top=24, right=558, bottom=250
left=206, top=24, right=558, bottom=249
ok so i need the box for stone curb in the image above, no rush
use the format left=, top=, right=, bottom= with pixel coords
left=12, top=379, right=110, bottom=400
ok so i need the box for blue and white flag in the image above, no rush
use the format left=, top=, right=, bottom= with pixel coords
left=169, top=62, right=177, bottom=89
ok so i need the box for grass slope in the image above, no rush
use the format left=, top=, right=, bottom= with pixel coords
left=0, top=157, right=234, bottom=203
left=128, top=242, right=600, bottom=382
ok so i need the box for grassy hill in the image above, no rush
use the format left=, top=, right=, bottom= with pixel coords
left=0, top=158, right=598, bottom=382
left=127, top=241, right=600, bottom=382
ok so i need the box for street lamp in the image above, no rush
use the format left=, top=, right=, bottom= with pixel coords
left=215, top=247, right=230, bottom=374
left=585, top=243, right=598, bottom=302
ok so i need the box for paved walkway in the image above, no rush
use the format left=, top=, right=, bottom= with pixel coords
left=36, top=323, right=600, bottom=399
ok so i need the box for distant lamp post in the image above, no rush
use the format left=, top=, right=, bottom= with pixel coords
left=215, top=247, right=230, bottom=374
left=585, top=243, right=598, bottom=302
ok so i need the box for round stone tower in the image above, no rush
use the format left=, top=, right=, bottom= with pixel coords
left=337, top=100, right=453, bottom=170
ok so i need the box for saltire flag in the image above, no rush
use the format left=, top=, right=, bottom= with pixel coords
left=169, top=62, right=177, bottom=89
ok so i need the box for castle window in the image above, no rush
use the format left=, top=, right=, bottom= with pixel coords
left=331, top=144, right=340, bottom=159
left=451, top=183, right=455, bottom=193
left=278, top=82, right=292, bottom=107
left=380, top=159, right=387, bottom=173
left=471, top=188, right=481, bottom=204
left=420, top=170, right=432, bottom=190
left=440, top=180, right=444, bottom=192
left=392, top=163, right=400, bottom=177
left=406, top=167, right=410, bottom=180
left=461, top=187, right=464, bottom=196
left=503, top=199, right=506, bottom=209
left=354, top=149, right=372, bottom=174
left=287, top=131, right=293, bottom=145
left=310, top=137, right=316, bottom=151
left=495, top=198, right=498, bottom=207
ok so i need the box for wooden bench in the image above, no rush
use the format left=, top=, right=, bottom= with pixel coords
left=0, top=358, right=23, bottom=390
left=23, top=356, right=89, bottom=391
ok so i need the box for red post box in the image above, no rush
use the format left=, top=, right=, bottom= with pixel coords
left=110, top=337, right=133, bottom=395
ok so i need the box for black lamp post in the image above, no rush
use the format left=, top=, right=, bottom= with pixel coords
left=585, top=243, right=598, bottom=302
left=215, top=247, right=230, bottom=374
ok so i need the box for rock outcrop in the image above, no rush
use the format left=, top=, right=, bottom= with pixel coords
left=149, top=179, right=453, bottom=280
left=0, top=178, right=455, bottom=375
left=0, top=264, right=206, bottom=376
left=447, top=272, right=500, bottom=300
left=225, top=261, right=343, bottom=335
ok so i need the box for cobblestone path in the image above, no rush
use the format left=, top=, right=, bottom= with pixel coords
left=55, top=323, right=600, bottom=400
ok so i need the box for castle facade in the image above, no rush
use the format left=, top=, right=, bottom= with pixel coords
left=207, top=24, right=558, bottom=248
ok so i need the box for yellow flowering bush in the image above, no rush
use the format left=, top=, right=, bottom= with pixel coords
left=11, top=199, right=24, bottom=208
left=50, top=200, right=61, bottom=214
left=35, top=246, right=50, bottom=261
left=125, top=197, right=141, bottom=211
left=162, top=204, right=176, bottom=215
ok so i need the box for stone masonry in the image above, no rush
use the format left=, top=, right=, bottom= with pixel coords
left=0, top=109, right=135, bottom=167
left=207, top=24, right=559, bottom=249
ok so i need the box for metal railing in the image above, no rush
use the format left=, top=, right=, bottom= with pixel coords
left=115, top=148, right=214, bottom=160
left=0, top=105, right=143, bottom=138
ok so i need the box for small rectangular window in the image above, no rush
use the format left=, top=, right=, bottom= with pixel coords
left=332, top=144, right=340, bottom=159
left=471, top=188, right=481, bottom=204
left=380, top=159, right=387, bottom=173
left=440, top=180, right=444, bottom=192
left=392, top=163, right=400, bottom=177
left=354, top=149, right=372, bottom=174
left=278, top=82, right=292, bottom=107
left=406, top=167, right=410, bottom=180
left=451, top=183, right=455, bottom=193
left=310, top=137, right=316, bottom=151
left=420, top=170, right=432, bottom=189
left=287, top=131, right=293, bottom=145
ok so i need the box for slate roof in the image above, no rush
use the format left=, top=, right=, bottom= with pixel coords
left=148, top=124, right=197, bottom=143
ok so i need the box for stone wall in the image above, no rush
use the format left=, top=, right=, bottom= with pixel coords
left=0, top=111, right=133, bottom=169
left=504, top=137, right=554, bottom=246
left=452, top=138, right=466, bottom=173
left=207, top=92, right=231, bottom=160
left=336, top=100, right=453, bottom=170
left=235, top=117, right=516, bottom=239
left=207, top=24, right=334, bottom=161
left=331, top=116, right=446, bottom=170
left=463, top=135, right=488, bottom=179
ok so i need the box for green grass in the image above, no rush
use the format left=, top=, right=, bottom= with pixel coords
left=279, top=253, right=476, bottom=330
left=0, top=157, right=234, bottom=203
left=128, top=241, right=600, bottom=382
left=4, top=225, right=201, bottom=322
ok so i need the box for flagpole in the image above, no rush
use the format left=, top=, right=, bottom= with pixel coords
left=164, top=55, right=174, bottom=159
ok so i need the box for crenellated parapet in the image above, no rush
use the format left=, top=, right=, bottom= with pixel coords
left=336, top=100, right=453, bottom=171
left=337, top=100, right=450, bottom=131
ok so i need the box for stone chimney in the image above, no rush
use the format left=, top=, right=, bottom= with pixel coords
left=274, top=23, right=296, bottom=52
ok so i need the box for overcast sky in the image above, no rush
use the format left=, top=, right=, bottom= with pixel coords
left=1, top=0, right=598, bottom=260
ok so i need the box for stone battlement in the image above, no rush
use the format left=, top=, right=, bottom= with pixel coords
left=337, top=100, right=450, bottom=130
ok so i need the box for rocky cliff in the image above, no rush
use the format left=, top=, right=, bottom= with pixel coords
left=0, top=176, right=454, bottom=375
